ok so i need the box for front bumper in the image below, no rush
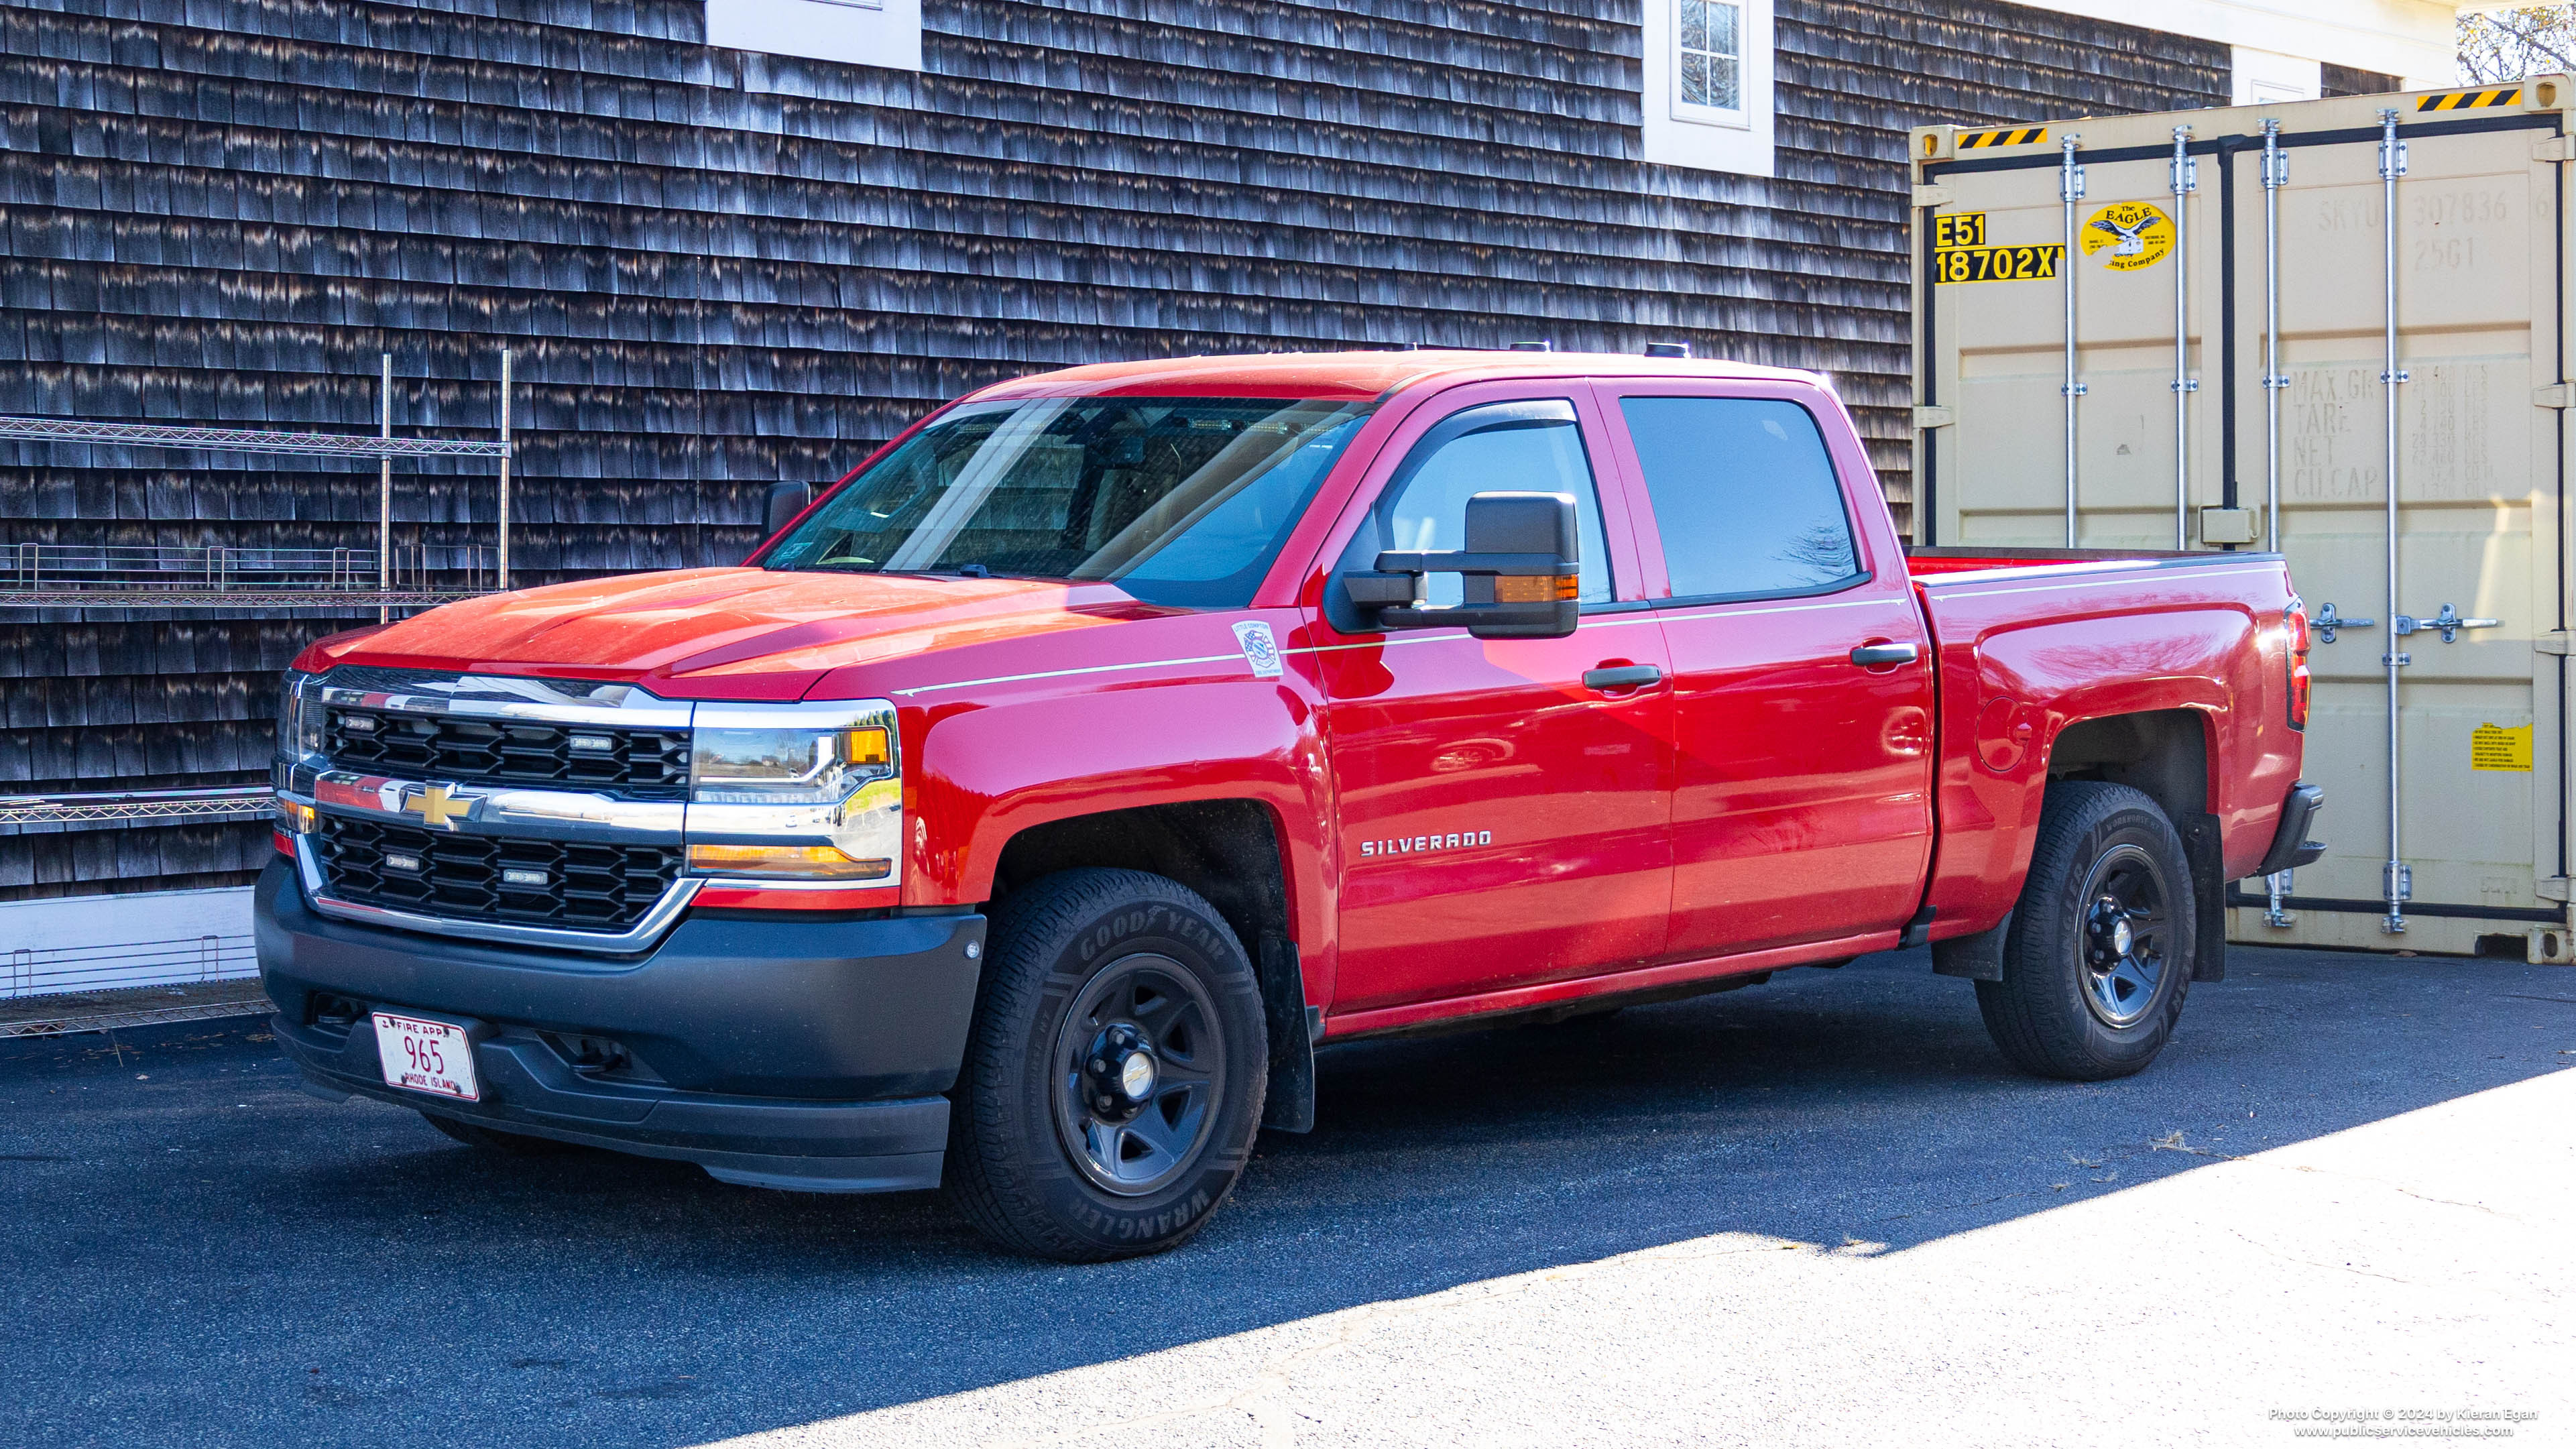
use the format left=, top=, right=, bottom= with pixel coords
left=253, top=859, right=984, bottom=1192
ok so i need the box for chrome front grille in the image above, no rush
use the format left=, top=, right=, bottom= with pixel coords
left=325, top=708, right=690, bottom=799
left=280, top=669, right=900, bottom=951
left=317, top=815, right=683, bottom=932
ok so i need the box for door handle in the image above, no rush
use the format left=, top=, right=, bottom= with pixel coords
left=1850, top=642, right=1922, bottom=667
left=1582, top=664, right=1664, bottom=691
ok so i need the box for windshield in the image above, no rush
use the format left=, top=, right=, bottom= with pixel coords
left=763, top=395, right=1372, bottom=609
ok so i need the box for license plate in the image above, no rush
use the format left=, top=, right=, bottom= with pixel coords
left=373, top=1012, right=480, bottom=1101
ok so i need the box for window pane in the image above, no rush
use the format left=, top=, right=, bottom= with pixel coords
left=1679, top=0, right=1708, bottom=53
left=1679, top=52, right=1708, bottom=108
left=1707, top=0, right=1738, bottom=58
left=1619, top=398, right=1859, bottom=599
left=1707, top=54, right=1739, bottom=110
left=765, top=396, right=1369, bottom=608
left=1354, top=403, right=1613, bottom=607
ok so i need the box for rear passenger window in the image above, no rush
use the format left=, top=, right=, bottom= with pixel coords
left=1619, top=398, right=1861, bottom=601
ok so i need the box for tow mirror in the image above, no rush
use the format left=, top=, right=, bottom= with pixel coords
left=765, top=481, right=815, bottom=537
left=1342, top=491, right=1580, bottom=640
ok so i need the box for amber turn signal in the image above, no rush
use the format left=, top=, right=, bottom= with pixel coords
left=1494, top=574, right=1579, bottom=604
left=844, top=726, right=892, bottom=768
left=686, top=843, right=893, bottom=880
left=276, top=797, right=318, bottom=833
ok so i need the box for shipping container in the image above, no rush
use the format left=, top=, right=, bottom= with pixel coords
left=1910, top=81, right=2576, bottom=958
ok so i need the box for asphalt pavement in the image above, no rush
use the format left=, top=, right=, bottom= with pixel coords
left=5, top=945, right=2571, bottom=1448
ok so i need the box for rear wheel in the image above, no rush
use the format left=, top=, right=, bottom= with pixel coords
left=944, top=868, right=1268, bottom=1261
left=419, top=1112, right=581, bottom=1155
left=1976, top=781, right=2194, bottom=1081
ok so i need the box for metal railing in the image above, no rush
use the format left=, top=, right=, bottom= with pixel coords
left=0, top=787, right=276, bottom=828
left=0, top=541, right=497, bottom=607
left=3, top=933, right=259, bottom=1001
left=0, top=416, right=510, bottom=458
left=0, top=349, right=518, bottom=614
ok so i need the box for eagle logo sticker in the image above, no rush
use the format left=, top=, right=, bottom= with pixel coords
left=1232, top=620, right=1283, bottom=679
left=2081, top=201, right=2175, bottom=272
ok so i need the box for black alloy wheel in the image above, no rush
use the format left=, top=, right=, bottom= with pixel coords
left=1052, top=954, right=1228, bottom=1197
left=2076, top=844, right=2170, bottom=1029
left=1977, top=780, right=2197, bottom=1081
left=945, top=868, right=1268, bottom=1261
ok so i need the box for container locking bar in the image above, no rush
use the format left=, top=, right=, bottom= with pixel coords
left=2260, top=119, right=2289, bottom=550
left=2378, top=107, right=2410, bottom=935
left=2170, top=126, right=2197, bottom=551
left=2060, top=134, right=2087, bottom=548
left=2312, top=602, right=2374, bottom=644
left=2391, top=604, right=2502, bottom=645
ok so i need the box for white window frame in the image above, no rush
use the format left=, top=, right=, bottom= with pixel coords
left=1641, top=0, right=1773, bottom=176
left=2230, top=45, right=2322, bottom=106
left=705, top=0, right=922, bottom=74
left=1671, top=0, right=1749, bottom=129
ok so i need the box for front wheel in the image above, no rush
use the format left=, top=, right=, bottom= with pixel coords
left=943, top=868, right=1268, bottom=1261
left=1976, top=780, right=2194, bottom=1082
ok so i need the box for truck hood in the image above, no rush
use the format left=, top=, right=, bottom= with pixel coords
left=303, top=567, right=1166, bottom=697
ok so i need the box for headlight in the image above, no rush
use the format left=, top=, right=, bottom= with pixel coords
left=689, top=724, right=892, bottom=805
left=684, top=702, right=901, bottom=883
left=276, top=671, right=324, bottom=760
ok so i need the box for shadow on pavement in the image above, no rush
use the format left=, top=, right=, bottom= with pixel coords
left=3, top=944, right=2569, bottom=1448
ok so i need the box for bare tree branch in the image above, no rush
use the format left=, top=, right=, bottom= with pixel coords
left=2461, top=5, right=2576, bottom=84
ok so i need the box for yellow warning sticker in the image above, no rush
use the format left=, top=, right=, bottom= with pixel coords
left=2472, top=721, right=2534, bottom=772
left=2081, top=201, right=2175, bottom=272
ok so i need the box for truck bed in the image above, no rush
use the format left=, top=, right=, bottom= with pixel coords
left=1900, top=543, right=2305, bottom=947
left=1902, top=545, right=2247, bottom=579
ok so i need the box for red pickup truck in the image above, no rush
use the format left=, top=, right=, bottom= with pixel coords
left=257, top=351, right=2322, bottom=1260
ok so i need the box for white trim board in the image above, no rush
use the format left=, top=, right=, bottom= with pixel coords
left=705, top=0, right=923, bottom=72
left=2005, top=0, right=2461, bottom=88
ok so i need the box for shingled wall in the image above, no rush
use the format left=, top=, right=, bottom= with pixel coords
left=0, top=0, right=2228, bottom=901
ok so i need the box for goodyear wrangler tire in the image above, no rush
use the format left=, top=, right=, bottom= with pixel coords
left=1975, top=780, right=2195, bottom=1082
left=944, top=868, right=1268, bottom=1261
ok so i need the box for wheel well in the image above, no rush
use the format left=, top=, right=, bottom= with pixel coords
left=992, top=800, right=1313, bottom=1130
left=2045, top=709, right=2209, bottom=824
left=2044, top=707, right=2228, bottom=983
left=992, top=800, right=1292, bottom=968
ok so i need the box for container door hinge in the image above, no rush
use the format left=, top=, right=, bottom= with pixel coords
left=2536, top=382, right=2574, bottom=409
left=2536, top=135, right=2576, bottom=163
left=2536, top=630, right=2573, bottom=656
left=2538, top=876, right=2574, bottom=905
left=1914, top=404, right=1954, bottom=429
left=1913, top=184, right=1954, bottom=209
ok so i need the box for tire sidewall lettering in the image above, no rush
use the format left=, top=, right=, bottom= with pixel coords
left=1033, top=893, right=1256, bottom=1249
left=1076, top=905, right=1218, bottom=966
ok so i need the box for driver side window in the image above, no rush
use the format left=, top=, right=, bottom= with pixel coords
left=1342, top=400, right=1614, bottom=609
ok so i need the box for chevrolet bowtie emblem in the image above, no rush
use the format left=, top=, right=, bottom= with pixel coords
left=402, top=784, right=477, bottom=829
